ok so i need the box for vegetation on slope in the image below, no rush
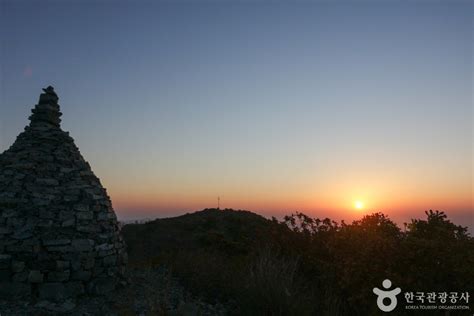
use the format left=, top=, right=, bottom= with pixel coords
left=123, top=209, right=474, bottom=315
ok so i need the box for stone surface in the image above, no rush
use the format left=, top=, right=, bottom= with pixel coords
left=39, top=283, right=66, bottom=301
left=47, top=270, right=70, bottom=282
left=11, top=261, right=25, bottom=273
left=1, top=267, right=231, bottom=315
left=0, top=86, right=127, bottom=302
left=28, top=270, right=44, bottom=283
left=0, top=282, right=31, bottom=299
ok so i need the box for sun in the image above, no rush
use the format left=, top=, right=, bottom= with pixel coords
left=354, top=200, right=364, bottom=210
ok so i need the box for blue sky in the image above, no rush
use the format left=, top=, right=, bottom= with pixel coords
left=0, top=1, right=472, bottom=230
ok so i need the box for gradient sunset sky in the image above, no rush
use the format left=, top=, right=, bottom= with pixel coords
left=1, top=1, right=472, bottom=230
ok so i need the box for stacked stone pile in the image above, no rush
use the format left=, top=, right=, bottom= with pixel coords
left=0, top=86, right=127, bottom=301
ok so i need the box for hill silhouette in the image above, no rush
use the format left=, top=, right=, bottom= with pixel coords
left=123, top=208, right=273, bottom=264
left=121, top=208, right=474, bottom=315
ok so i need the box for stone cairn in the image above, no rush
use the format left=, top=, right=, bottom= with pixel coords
left=0, top=86, right=127, bottom=302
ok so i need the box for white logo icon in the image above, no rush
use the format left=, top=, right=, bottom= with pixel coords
left=373, top=279, right=401, bottom=312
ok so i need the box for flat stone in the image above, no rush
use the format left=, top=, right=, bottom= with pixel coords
left=47, top=270, right=70, bottom=282
left=28, top=270, right=44, bottom=283
left=97, top=212, right=109, bottom=220
left=38, top=260, right=56, bottom=271
left=92, top=266, right=104, bottom=277
left=71, top=270, right=91, bottom=281
left=0, top=254, right=12, bottom=262
left=61, top=219, right=75, bottom=227
left=6, top=245, right=31, bottom=252
left=6, top=217, right=25, bottom=227
left=76, top=211, right=93, bottom=220
left=12, top=271, right=28, bottom=282
left=39, top=210, right=54, bottom=219
left=0, top=269, right=12, bottom=281
left=64, top=281, right=84, bottom=297
left=83, top=257, right=95, bottom=269
left=59, top=210, right=75, bottom=221
left=96, top=243, right=114, bottom=251
left=73, top=204, right=89, bottom=212
left=56, top=260, right=70, bottom=270
left=46, top=245, right=73, bottom=253
left=0, top=227, right=13, bottom=234
left=76, top=225, right=100, bottom=233
left=63, top=195, right=79, bottom=202
left=103, top=255, right=117, bottom=267
left=11, top=260, right=25, bottom=272
left=98, top=249, right=115, bottom=257
left=12, top=229, right=33, bottom=240
left=71, top=239, right=93, bottom=252
left=2, top=209, right=18, bottom=218
left=35, top=299, right=76, bottom=313
left=39, top=282, right=65, bottom=301
left=36, top=178, right=59, bottom=186
left=71, top=259, right=81, bottom=271
left=89, top=277, right=116, bottom=295
left=0, top=282, right=31, bottom=299
left=37, top=219, right=53, bottom=227
left=43, top=239, right=71, bottom=246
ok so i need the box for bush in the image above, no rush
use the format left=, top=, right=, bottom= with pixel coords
left=240, top=245, right=314, bottom=315
left=123, top=209, right=474, bottom=315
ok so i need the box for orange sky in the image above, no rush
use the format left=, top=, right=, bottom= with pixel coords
left=1, top=2, right=472, bottom=230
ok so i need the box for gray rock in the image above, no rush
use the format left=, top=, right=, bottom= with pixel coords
left=0, top=87, right=127, bottom=301
left=103, top=255, right=117, bottom=267
left=76, top=211, right=93, bottom=220
left=72, top=270, right=92, bottom=281
left=37, top=219, right=53, bottom=227
left=36, top=299, right=76, bottom=313
left=46, top=245, right=73, bottom=253
left=89, top=277, right=117, bottom=295
left=39, top=210, right=54, bottom=219
left=59, top=210, right=75, bottom=220
left=6, top=245, right=31, bottom=252
left=2, top=209, right=18, bottom=218
left=12, top=271, right=28, bottom=282
left=28, top=270, right=44, bottom=283
left=56, top=260, right=70, bottom=270
left=47, top=270, right=70, bottom=282
left=83, top=257, right=95, bottom=269
left=39, top=282, right=65, bottom=301
left=0, top=227, right=13, bottom=234
left=0, top=254, right=12, bottom=262
left=61, top=218, right=75, bottom=227
left=36, top=178, right=59, bottom=186
left=11, top=260, right=25, bottom=272
left=73, top=204, right=89, bottom=212
left=71, top=239, right=94, bottom=252
left=0, top=269, right=12, bottom=281
left=96, top=243, right=114, bottom=251
left=77, top=224, right=100, bottom=233
left=43, top=238, right=71, bottom=246
left=98, top=249, right=115, bottom=257
left=64, top=281, right=84, bottom=297
left=12, top=229, right=33, bottom=240
left=0, top=282, right=30, bottom=299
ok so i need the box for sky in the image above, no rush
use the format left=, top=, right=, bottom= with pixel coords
left=0, top=0, right=472, bottom=231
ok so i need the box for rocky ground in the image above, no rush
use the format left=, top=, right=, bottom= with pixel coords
left=0, top=266, right=231, bottom=315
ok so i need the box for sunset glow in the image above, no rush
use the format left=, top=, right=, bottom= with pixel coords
left=354, top=201, right=364, bottom=210
left=0, top=1, right=472, bottom=313
left=0, top=1, right=471, bottom=233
